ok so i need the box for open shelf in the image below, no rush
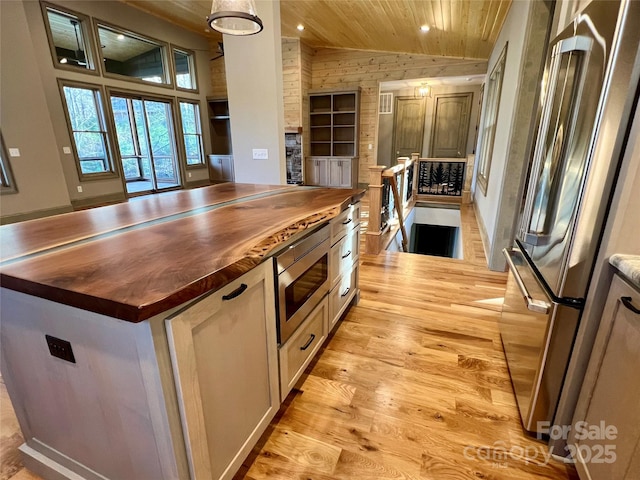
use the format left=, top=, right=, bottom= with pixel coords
left=309, top=90, right=359, bottom=157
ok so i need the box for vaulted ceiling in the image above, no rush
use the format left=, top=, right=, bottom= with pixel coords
left=119, top=0, right=511, bottom=59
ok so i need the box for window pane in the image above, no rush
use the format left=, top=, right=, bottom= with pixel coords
left=111, top=97, right=136, bottom=156
left=180, top=102, right=197, bottom=134
left=98, top=25, right=168, bottom=84
left=63, top=87, right=100, bottom=131
left=145, top=101, right=173, bottom=157
left=45, top=8, right=93, bottom=70
left=174, top=50, right=195, bottom=89
left=184, top=135, right=202, bottom=164
left=73, top=131, right=108, bottom=161
left=122, top=158, right=142, bottom=179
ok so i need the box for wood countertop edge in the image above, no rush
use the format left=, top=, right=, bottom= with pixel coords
left=0, top=190, right=364, bottom=322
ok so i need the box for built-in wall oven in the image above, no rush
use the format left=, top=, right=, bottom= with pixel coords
left=275, top=225, right=330, bottom=344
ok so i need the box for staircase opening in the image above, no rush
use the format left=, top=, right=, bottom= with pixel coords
left=387, top=203, right=463, bottom=259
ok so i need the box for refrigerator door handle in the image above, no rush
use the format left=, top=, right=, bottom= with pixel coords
left=503, top=248, right=551, bottom=314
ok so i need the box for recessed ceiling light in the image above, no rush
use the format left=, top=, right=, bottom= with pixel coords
left=117, top=34, right=125, bottom=40
left=297, top=24, right=304, bottom=31
left=420, top=25, right=430, bottom=33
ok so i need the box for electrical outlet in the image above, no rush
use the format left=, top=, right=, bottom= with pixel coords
left=77, top=186, right=83, bottom=193
left=46, top=335, right=76, bottom=363
left=188, top=172, right=192, bottom=178
left=252, top=148, right=268, bottom=160
left=8, top=148, right=20, bottom=157
left=63, top=147, right=72, bottom=154
left=368, top=144, right=373, bottom=150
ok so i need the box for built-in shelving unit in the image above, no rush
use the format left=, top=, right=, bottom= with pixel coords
left=207, top=98, right=234, bottom=182
left=207, top=98, right=231, bottom=155
left=309, top=91, right=359, bottom=157
left=307, top=90, right=359, bottom=188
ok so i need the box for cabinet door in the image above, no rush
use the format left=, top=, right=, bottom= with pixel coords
left=328, top=159, right=352, bottom=188
left=208, top=155, right=234, bottom=182
left=166, top=262, right=279, bottom=480
left=305, top=158, right=329, bottom=186
left=570, top=274, right=640, bottom=480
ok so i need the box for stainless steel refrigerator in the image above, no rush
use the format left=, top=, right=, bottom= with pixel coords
left=500, top=0, right=640, bottom=438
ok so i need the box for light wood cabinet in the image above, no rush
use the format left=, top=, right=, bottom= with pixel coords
left=304, top=156, right=358, bottom=188
left=278, top=296, right=328, bottom=401
left=328, top=202, right=360, bottom=330
left=166, top=262, right=279, bottom=480
left=570, top=273, right=640, bottom=480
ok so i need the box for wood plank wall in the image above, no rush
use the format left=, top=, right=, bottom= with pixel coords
left=310, top=48, right=486, bottom=182
left=282, top=38, right=302, bottom=131
left=209, top=42, right=487, bottom=183
left=209, top=39, right=227, bottom=98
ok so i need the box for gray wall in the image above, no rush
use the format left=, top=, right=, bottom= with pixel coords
left=224, top=0, right=286, bottom=185
left=1, top=0, right=213, bottom=222
left=377, top=83, right=481, bottom=166
left=471, top=0, right=552, bottom=271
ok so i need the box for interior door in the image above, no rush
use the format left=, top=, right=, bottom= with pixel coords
left=392, top=97, right=426, bottom=158
left=111, top=95, right=181, bottom=196
left=430, top=93, right=473, bottom=158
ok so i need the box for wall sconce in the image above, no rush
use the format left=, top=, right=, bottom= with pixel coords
left=207, top=0, right=263, bottom=35
left=415, top=83, right=432, bottom=98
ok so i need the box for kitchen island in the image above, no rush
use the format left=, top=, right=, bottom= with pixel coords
left=0, top=183, right=364, bottom=480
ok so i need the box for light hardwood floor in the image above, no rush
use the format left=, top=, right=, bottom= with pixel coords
left=0, top=203, right=578, bottom=480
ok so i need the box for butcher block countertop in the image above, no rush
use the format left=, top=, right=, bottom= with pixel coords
left=0, top=184, right=364, bottom=322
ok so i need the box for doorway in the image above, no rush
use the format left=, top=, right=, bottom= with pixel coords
left=430, top=92, right=473, bottom=158
left=110, top=95, right=181, bottom=196
left=392, top=97, right=426, bottom=158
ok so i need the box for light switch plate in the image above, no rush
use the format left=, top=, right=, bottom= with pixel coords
left=8, top=148, right=20, bottom=157
left=252, top=148, right=268, bottom=160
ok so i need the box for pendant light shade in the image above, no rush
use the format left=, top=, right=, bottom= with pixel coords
left=207, top=0, right=263, bottom=36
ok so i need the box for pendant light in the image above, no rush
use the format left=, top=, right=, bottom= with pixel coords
left=207, top=0, right=263, bottom=36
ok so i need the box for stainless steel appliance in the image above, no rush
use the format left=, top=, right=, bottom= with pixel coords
left=501, top=0, right=640, bottom=437
left=275, top=225, right=330, bottom=344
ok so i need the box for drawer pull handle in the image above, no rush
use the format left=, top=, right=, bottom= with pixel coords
left=342, top=218, right=353, bottom=225
left=300, top=334, right=316, bottom=351
left=222, top=283, right=248, bottom=301
left=342, top=250, right=352, bottom=259
left=621, top=296, right=640, bottom=314
left=341, top=287, right=351, bottom=298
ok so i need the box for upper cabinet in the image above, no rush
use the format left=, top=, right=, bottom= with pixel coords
left=309, top=90, right=359, bottom=157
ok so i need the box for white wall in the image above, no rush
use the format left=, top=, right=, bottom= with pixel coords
left=224, top=0, right=286, bottom=185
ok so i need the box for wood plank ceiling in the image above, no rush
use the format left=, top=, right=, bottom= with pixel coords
left=119, top=0, right=511, bottom=59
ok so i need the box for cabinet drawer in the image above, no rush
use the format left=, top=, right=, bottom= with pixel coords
left=329, top=265, right=358, bottom=330
left=330, top=202, right=361, bottom=246
left=329, top=228, right=359, bottom=288
left=279, top=296, right=328, bottom=401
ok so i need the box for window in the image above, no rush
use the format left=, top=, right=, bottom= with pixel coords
left=476, top=43, right=507, bottom=195
left=60, top=82, right=115, bottom=177
left=173, top=48, right=197, bottom=91
left=379, top=92, right=393, bottom=114
left=179, top=101, right=205, bottom=167
left=0, top=132, right=17, bottom=194
left=41, top=3, right=95, bottom=72
left=97, top=23, right=170, bottom=85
